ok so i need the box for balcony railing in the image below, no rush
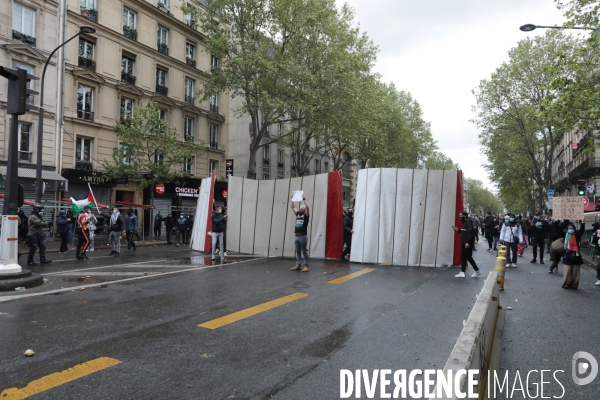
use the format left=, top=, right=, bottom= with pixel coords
left=263, top=159, right=270, bottom=167
left=18, top=151, right=32, bottom=162
left=210, top=141, right=219, bottom=149
left=78, top=56, right=96, bottom=71
left=80, top=8, right=98, bottom=23
left=186, top=58, right=196, bottom=67
left=184, top=135, right=194, bottom=143
left=569, top=157, right=600, bottom=180
left=77, top=109, right=94, bottom=122
left=277, top=170, right=284, bottom=179
left=278, top=162, right=284, bottom=169
left=121, top=71, right=136, bottom=85
left=186, top=19, right=196, bottom=28
left=75, top=160, right=93, bottom=171
left=156, top=84, right=168, bottom=96
left=185, top=95, right=194, bottom=105
left=210, top=104, right=218, bottom=113
left=13, top=30, right=36, bottom=47
left=157, top=42, right=169, bottom=55
left=123, top=26, right=137, bottom=41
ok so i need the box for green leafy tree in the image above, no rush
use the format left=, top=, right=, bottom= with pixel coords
left=463, top=178, right=503, bottom=215
left=102, top=101, right=205, bottom=220
left=424, top=151, right=459, bottom=170
left=473, top=30, right=581, bottom=211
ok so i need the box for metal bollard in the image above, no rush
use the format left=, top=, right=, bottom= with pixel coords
left=495, top=256, right=506, bottom=290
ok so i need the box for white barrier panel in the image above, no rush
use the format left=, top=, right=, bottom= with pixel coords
left=378, top=168, right=397, bottom=264
left=436, top=170, right=458, bottom=266
left=254, top=180, right=276, bottom=256
left=283, top=176, right=305, bottom=258
left=239, top=178, right=259, bottom=254
left=363, top=169, right=381, bottom=263
left=310, top=173, right=329, bottom=258
left=392, top=169, right=414, bottom=266
left=269, top=178, right=291, bottom=257
left=190, top=176, right=213, bottom=252
left=350, top=169, right=368, bottom=263
left=420, top=170, right=443, bottom=266
left=226, top=176, right=244, bottom=253
left=352, top=168, right=458, bottom=267
left=301, top=175, right=316, bottom=254
left=0, top=216, right=22, bottom=274
left=408, top=169, right=428, bottom=266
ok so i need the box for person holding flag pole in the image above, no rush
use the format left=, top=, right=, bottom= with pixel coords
left=69, top=184, right=98, bottom=260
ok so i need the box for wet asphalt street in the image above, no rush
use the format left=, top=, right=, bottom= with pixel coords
left=1, top=243, right=499, bottom=399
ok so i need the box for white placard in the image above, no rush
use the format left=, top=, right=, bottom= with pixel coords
left=291, top=190, right=304, bottom=202
left=553, top=196, right=584, bottom=221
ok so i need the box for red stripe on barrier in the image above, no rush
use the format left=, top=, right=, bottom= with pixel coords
left=7, top=216, right=19, bottom=220
left=7, top=238, right=18, bottom=241
left=453, top=170, right=464, bottom=266
left=325, top=171, right=344, bottom=258
left=204, top=170, right=216, bottom=252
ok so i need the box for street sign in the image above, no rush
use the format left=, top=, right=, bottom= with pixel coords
left=583, top=197, right=589, bottom=207
left=547, top=189, right=554, bottom=197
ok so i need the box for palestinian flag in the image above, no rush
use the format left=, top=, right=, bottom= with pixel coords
left=70, top=192, right=96, bottom=213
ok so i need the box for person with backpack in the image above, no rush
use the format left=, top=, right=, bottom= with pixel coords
left=562, top=221, right=586, bottom=289
left=500, top=213, right=522, bottom=268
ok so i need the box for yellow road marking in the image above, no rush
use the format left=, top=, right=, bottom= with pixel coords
left=198, top=292, right=308, bottom=330
left=328, top=268, right=376, bottom=284
left=0, top=357, right=121, bottom=399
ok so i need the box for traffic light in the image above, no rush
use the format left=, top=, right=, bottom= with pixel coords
left=0, top=66, right=39, bottom=115
left=577, top=180, right=586, bottom=196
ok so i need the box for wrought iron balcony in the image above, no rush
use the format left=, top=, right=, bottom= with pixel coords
left=75, top=160, right=93, bottom=171
left=80, top=8, right=98, bottom=23
left=121, top=71, right=136, bottom=85
left=186, top=19, right=196, bottom=28
left=184, top=135, right=194, bottom=143
left=157, top=2, right=172, bottom=15
left=13, top=30, right=36, bottom=47
left=210, top=141, right=219, bottom=149
left=569, top=157, right=600, bottom=180
left=185, top=95, right=194, bottom=105
left=123, top=26, right=137, bottom=41
left=278, top=162, right=284, bottom=169
left=263, top=159, right=270, bottom=167
left=186, top=58, right=196, bottom=67
left=77, top=109, right=94, bottom=122
left=210, top=104, right=218, bottom=113
left=78, top=56, right=96, bottom=71
left=18, top=151, right=32, bottom=162
left=155, top=84, right=168, bottom=96
left=157, top=42, right=169, bottom=55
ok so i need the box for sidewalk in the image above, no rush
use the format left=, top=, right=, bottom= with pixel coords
left=23, top=236, right=171, bottom=253
left=494, top=246, right=600, bottom=399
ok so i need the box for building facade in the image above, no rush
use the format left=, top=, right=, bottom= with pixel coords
left=552, top=128, right=600, bottom=207
left=1, top=0, right=229, bottom=221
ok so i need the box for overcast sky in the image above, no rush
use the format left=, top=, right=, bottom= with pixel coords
left=336, top=0, right=566, bottom=190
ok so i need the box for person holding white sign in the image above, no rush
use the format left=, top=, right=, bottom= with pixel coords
left=291, top=194, right=310, bottom=272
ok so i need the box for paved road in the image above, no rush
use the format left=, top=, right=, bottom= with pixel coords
left=0, top=244, right=520, bottom=399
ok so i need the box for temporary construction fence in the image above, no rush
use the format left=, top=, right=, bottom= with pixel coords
left=190, top=171, right=344, bottom=258
left=349, top=168, right=463, bottom=267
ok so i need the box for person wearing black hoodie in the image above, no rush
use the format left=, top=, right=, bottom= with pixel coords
left=454, top=211, right=480, bottom=278
left=483, top=212, right=495, bottom=251
left=529, top=212, right=547, bottom=264
left=165, top=214, right=175, bottom=245
left=340, top=208, right=354, bottom=261
left=211, top=206, right=227, bottom=261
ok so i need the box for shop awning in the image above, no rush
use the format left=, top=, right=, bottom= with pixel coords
left=0, top=166, right=68, bottom=181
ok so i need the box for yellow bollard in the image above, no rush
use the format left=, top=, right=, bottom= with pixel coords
left=495, top=256, right=506, bottom=290
left=500, top=245, right=507, bottom=251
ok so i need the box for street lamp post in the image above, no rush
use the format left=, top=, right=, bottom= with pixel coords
left=519, top=23, right=596, bottom=32
left=35, top=25, right=96, bottom=204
